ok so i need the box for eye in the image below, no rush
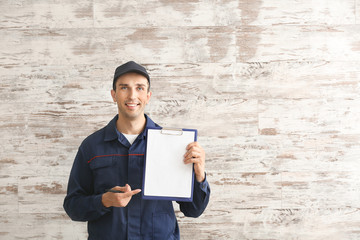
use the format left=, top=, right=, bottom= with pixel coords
left=120, top=86, right=127, bottom=90
left=137, top=87, right=144, bottom=91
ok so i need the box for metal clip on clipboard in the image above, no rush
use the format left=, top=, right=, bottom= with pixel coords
left=160, top=128, right=183, bottom=136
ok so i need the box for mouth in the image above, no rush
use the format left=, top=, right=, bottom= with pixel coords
left=125, top=102, right=140, bottom=109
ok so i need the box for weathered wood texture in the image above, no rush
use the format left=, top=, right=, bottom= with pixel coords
left=1, top=0, right=360, bottom=239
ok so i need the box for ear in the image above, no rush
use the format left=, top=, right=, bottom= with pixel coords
left=111, top=89, right=116, bottom=102
left=146, top=91, right=152, bottom=104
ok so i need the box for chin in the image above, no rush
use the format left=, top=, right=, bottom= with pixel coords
left=124, top=112, right=143, bottom=120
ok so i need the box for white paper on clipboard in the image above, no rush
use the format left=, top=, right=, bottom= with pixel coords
left=143, top=128, right=197, bottom=201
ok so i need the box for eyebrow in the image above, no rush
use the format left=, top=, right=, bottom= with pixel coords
left=118, top=83, right=146, bottom=87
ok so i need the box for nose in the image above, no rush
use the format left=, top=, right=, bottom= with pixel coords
left=128, top=88, right=137, bottom=99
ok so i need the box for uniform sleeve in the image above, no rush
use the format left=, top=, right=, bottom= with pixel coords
left=63, top=146, right=111, bottom=221
left=177, top=173, right=210, bottom=218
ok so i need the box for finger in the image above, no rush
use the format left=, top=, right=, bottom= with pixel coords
left=122, top=189, right=141, bottom=198
left=184, top=153, right=197, bottom=161
left=184, top=147, right=202, bottom=159
left=184, top=150, right=202, bottom=160
left=184, top=146, right=194, bottom=158
left=184, top=157, right=202, bottom=165
left=186, top=142, right=199, bottom=150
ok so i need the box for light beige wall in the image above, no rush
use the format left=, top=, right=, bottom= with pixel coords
left=1, top=1, right=360, bottom=239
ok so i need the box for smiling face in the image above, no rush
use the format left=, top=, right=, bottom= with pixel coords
left=111, top=72, right=152, bottom=121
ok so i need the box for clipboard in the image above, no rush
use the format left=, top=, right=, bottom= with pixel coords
left=142, top=127, right=197, bottom=202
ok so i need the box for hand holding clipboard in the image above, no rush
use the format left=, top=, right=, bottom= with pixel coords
left=184, top=141, right=206, bottom=183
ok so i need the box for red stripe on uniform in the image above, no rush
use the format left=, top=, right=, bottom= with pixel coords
left=87, top=154, right=144, bottom=163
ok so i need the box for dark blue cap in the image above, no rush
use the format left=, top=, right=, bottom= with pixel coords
left=113, top=61, right=150, bottom=90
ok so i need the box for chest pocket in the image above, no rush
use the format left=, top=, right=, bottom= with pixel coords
left=89, top=156, right=115, bottom=192
left=89, top=157, right=113, bottom=170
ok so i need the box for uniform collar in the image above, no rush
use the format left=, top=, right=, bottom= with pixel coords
left=104, top=114, right=158, bottom=142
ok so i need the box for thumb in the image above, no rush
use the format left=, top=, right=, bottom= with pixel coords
left=112, top=186, right=127, bottom=192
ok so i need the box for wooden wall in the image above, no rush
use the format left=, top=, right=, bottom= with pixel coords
left=1, top=0, right=360, bottom=239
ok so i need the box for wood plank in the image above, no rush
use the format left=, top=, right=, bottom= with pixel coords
left=18, top=176, right=67, bottom=214
left=1, top=0, right=356, bottom=29
left=177, top=208, right=360, bottom=240
left=239, top=0, right=356, bottom=25
left=237, top=25, right=360, bottom=62
left=2, top=25, right=360, bottom=66
left=2, top=61, right=360, bottom=103
left=93, top=0, right=356, bottom=27
left=0, top=176, right=18, bottom=215
left=94, top=0, right=241, bottom=27
left=281, top=171, right=360, bottom=209
left=0, top=27, right=236, bottom=66
left=0, top=213, right=87, bottom=239
left=259, top=99, right=360, bottom=135
left=147, top=98, right=258, bottom=137
left=0, top=0, right=93, bottom=29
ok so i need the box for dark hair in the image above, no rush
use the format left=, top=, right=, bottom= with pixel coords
left=113, top=74, right=150, bottom=92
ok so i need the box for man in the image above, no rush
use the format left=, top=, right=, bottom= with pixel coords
left=63, top=61, right=210, bottom=240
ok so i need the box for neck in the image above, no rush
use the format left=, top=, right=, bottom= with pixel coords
left=116, top=114, right=146, bottom=135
